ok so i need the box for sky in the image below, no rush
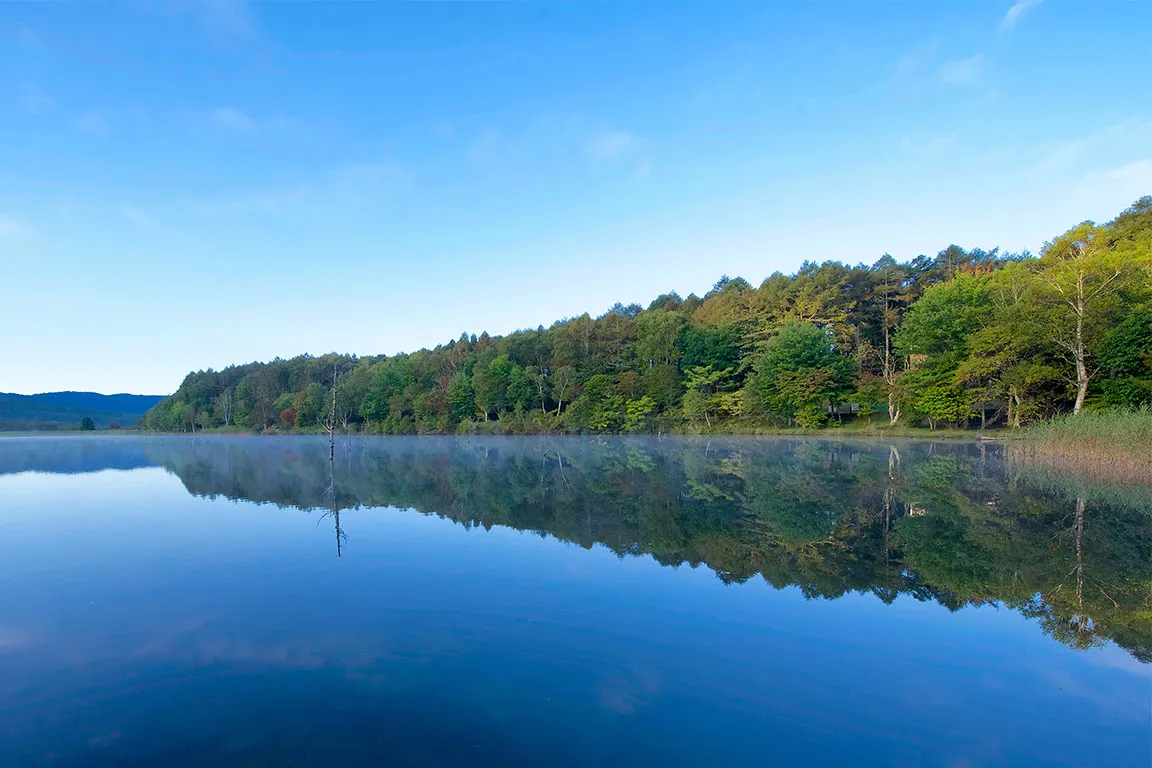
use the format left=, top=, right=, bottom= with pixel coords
left=2, top=1, right=1150, bottom=395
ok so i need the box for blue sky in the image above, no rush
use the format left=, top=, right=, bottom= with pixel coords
left=2, top=1, right=1150, bottom=395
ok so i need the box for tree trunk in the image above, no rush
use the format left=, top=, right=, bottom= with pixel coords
left=1074, top=494, right=1086, bottom=634
left=884, top=323, right=901, bottom=427
left=1073, top=325, right=1089, bottom=416
left=1072, top=271, right=1089, bottom=415
left=326, top=363, right=338, bottom=460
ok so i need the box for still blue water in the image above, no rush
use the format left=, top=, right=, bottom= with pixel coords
left=0, top=436, right=1147, bottom=766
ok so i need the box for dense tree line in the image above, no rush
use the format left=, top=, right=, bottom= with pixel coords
left=144, top=436, right=1151, bottom=662
left=146, top=198, right=1152, bottom=434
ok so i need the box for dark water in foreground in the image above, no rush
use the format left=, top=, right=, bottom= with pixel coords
left=0, top=436, right=1148, bottom=767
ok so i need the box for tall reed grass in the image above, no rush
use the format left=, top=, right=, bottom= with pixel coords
left=1012, top=407, right=1152, bottom=482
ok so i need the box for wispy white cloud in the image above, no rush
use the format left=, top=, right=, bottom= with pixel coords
left=893, top=40, right=937, bottom=83
left=462, top=116, right=646, bottom=176
left=150, top=0, right=261, bottom=45
left=893, top=43, right=986, bottom=93
left=197, top=0, right=259, bottom=39
left=1035, top=117, right=1152, bottom=172
left=212, top=106, right=256, bottom=135
left=1078, top=157, right=1152, bottom=200
left=17, top=83, right=52, bottom=115
left=586, top=128, right=636, bottom=160
left=0, top=215, right=32, bottom=238
left=122, top=206, right=158, bottom=228
left=938, top=55, right=984, bottom=86
left=74, top=108, right=114, bottom=136
left=122, top=206, right=182, bottom=237
left=201, top=107, right=295, bottom=139
left=191, top=161, right=409, bottom=219
left=1001, top=0, right=1044, bottom=30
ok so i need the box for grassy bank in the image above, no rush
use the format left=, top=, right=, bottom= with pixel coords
left=1012, top=408, right=1152, bottom=482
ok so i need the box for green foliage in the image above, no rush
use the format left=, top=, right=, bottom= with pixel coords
left=1097, top=305, right=1152, bottom=408
left=295, top=382, right=325, bottom=428
left=505, top=364, right=535, bottom=412
left=565, top=374, right=625, bottom=432
left=914, top=386, right=970, bottom=430
left=793, top=403, right=828, bottom=429
left=138, top=198, right=1152, bottom=436
left=448, top=371, right=475, bottom=422
left=895, top=273, right=992, bottom=357
left=473, top=353, right=513, bottom=419
left=682, top=365, right=733, bottom=429
left=751, top=322, right=852, bottom=423
left=679, top=323, right=742, bottom=371
left=361, top=358, right=415, bottom=423
left=635, top=310, right=685, bottom=366
left=79, top=416, right=96, bottom=431
left=623, top=396, right=657, bottom=433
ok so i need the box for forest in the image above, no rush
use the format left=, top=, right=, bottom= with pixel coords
left=145, top=198, right=1152, bottom=435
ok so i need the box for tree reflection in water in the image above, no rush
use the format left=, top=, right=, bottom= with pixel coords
left=16, top=435, right=1146, bottom=663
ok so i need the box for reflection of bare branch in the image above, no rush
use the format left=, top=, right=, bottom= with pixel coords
left=314, top=454, right=346, bottom=557
left=1093, top=581, right=1119, bottom=609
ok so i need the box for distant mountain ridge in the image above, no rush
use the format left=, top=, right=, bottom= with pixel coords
left=0, top=391, right=164, bottom=431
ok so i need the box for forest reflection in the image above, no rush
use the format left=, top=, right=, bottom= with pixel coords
left=127, top=435, right=1151, bottom=664
left=1, top=435, right=1146, bottom=663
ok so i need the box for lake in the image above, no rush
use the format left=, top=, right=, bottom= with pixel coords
left=0, top=435, right=1148, bottom=767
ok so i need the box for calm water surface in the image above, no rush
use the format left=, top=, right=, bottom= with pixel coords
left=0, top=436, right=1148, bottom=767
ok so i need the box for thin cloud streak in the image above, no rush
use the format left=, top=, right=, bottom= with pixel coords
left=1002, top=0, right=1044, bottom=30
left=74, top=108, right=114, bottom=136
left=1034, top=117, right=1152, bottom=173
left=190, top=161, right=409, bottom=219
left=212, top=106, right=257, bottom=135
left=17, top=83, right=52, bottom=115
left=892, top=40, right=937, bottom=83
left=122, top=206, right=183, bottom=238
left=586, top=128, right=636, bottom=160
left=0, top=216, right=32, bottom=238
left=938, top=55, right=984, bottom=87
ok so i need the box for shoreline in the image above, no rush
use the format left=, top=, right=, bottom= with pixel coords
left=6, top=427, right=1147, bottom=483
left=1, top=427, right=995, bottom=441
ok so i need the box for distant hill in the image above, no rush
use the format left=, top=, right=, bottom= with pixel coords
left=0, top=391, right=164, bottom=431
left=0, top=436, right=156, bottom=474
